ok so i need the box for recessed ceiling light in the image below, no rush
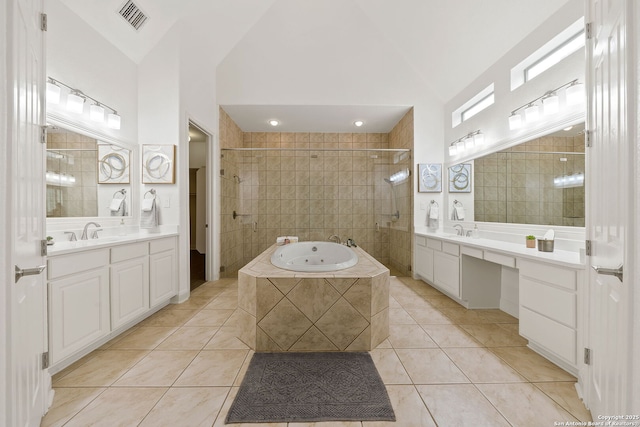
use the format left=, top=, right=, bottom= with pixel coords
left=563, top=126, right=573, bottom=131
left=354, top=120, right=364, bottom=127
left=269, top=120, right=279, bottom=127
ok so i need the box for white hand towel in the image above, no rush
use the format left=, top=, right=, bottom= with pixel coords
left=140, top=199, right=158, bottom=229
left=276, top=236, right=286, bottom=245
left=455, top=206, right=465, bottom=220
left=109, top=197, right=124, bottom=212
left=141, top=198, right=154, bottom=212
left=429, top=206, right=439, bottom=220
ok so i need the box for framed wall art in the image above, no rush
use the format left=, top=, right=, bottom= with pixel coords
left=448, top=163, right=472, bottom=193
left=418, top=163, right=442, bottom=193
left=98, top=144, right=130, bottom=184
left=142, top=144, right=176, bottom=184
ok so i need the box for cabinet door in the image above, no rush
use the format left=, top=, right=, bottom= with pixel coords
left=150, top=249, right=177, bottom=308
left=414, top=244, right=434, bottom=282
left=49, top=268, right=110, bottom=364
left=111, top=257, right=150, bottom=329
left=433, top=251, right=460, bottom=297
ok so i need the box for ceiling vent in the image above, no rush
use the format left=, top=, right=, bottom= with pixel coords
left=118, top=0, right=148, bottom=31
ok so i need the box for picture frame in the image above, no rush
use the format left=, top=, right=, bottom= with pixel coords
left=98, top=144, right=130, bottom=184
left=418, top=163, right=442, bottom=193
left=448, top=163, right=472, bottom=193
left=142, top=144, right=176, bottom=184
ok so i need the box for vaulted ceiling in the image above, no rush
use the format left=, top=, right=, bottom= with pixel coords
left=60, top=0, right=572, bottom=104
left=59, top=0, right=570, bottom=131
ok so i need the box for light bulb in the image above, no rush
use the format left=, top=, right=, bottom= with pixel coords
left=46, top=81, right=61, bottom=104
left=107, top=113, right=121, bottom=130
left=566, top=82, right=584, bottom=105
left=448, top=144, right=458, bottom=156
left=473, top=132, right=484, bottom=146
left=89, top=104, right=105, bottom=122
left=354, top=120, right=364, bottom=127
left=464, top=136, right=475, bottom=149
left=509, top=113, right=522, bottom=130
left=542, top=93, right=559, bottom=114
left=66, top=92, right=85, bottom=114
left=268, top=120, right=279, bottom=127
left=524, top=104, right=540, bottom=122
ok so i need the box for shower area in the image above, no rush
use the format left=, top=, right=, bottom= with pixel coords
left=219, top=145, right=412, bottom=278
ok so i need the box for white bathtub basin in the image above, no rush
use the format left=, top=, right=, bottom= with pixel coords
left=270, top=241, right=358, bottom=272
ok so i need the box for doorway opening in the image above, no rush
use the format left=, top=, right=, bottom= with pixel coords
left=188, top=122, right=208, bottom=290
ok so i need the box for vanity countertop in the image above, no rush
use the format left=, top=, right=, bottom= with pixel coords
left=47, top=230, right=179, bottom=256
left=415, top=227, right=584, bottom=269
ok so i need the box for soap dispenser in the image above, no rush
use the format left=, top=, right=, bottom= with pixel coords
left=472, top=224, right=479, bottom=239
left=119, top=219, right=127, bottom=236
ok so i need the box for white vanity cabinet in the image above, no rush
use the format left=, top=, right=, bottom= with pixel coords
left=47, top=234, right=179, bottom=372
left=110, top=243, right=150, bottom=329
left=518, top=259, right=579, bottom=371
left=413, top=235, right=434, bottom=282
left=48, top=249, right=111, bottom=364
left=433, top=241, right=460, bottom=297
left=414, top=236, right=460, bottom=298
left=149, top=237, right=178, bottom=308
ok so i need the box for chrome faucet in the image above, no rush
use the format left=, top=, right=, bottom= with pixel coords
left=64, top=231, right=77, bottom=241
left=453, top=224, right=465, bottom=236
left=81, top=222, right=102, bottom=240
left=328, top=234, right=341, bottom=244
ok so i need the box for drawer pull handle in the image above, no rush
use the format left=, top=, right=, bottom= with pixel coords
left=591, top=264, right=623, bottom=282
left=15, top=265, right=46, bottom=283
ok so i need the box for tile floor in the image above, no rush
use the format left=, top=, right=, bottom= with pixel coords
left=42, top=275, right=592, bottom=427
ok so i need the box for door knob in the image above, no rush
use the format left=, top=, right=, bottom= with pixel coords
left=15, top=265, right=46, bottom=283
left=591, top=264, right=623, bottom=282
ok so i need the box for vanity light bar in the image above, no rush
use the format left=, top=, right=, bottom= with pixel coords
left=448, top=130, right=484, bottom=156
left=508, top=79, right=583, bottom=130
left=46, top=77, right=122, bottom=130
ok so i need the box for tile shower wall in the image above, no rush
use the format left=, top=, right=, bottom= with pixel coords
left=46, top=130, right=98, bottom=217
left=219, top=108, right=414, bottom=277
left=474, top=135, right=585, bottom=226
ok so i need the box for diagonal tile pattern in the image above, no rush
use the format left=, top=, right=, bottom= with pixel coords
left=44, top=275, right=593, bottom=426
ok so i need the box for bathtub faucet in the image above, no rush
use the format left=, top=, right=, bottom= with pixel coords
left=328, top=234, right=342, bottom=244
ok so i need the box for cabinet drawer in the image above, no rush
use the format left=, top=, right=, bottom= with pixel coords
left=427, top=238, right=442, bottom=251
left=442, top=242, right=459, bottom=256
left=520, top=277, right=576, bottom=327
left=150, top=237, right=176, bottom=254
left=461, top=246, right=483, bottom=259
left=111, top=242, right=148, bottom=263
left=415, top=235, right=427, bottom=247
left=518, top=259, right=576, bottom=291
left=520, top=307, right=576, bottom=364
left=484, top=251, right=516, bottom=268
left=48, top=249, right=109, bottom=280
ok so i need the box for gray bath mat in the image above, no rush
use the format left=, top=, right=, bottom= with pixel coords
left=225, top=352, right=396, bottom=424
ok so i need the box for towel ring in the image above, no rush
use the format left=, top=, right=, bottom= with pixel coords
left=453, top=200, right=464, bottom=207
left=113, top=189, right=126, bottom=198
left=430, top=200, right=439, bottom=207
left=144, top=188, right=156, bottom=199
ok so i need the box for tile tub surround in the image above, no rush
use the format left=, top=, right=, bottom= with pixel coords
left=237, top=244, right=390, bottom=351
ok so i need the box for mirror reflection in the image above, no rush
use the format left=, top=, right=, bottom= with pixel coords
left=471, top=124, right=585, bottom=227
left=46, top=127, right=131, bottom=218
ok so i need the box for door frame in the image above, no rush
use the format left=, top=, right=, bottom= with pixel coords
left=178, top=114, right=217, bottom=300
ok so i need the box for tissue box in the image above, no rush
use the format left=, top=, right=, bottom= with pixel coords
left=537, top=239, right=554, bottom=252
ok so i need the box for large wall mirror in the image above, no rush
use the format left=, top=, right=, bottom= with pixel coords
left=46, top=126, right=132, bottom=218
left=450, top=123, right=585, bottom=227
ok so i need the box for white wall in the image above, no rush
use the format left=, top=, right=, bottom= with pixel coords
left=46, top=0, right=138, bottom=144
left=441, top=0, right=585, bottom=235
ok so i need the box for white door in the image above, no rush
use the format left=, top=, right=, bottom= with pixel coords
left=586, top=0, right=632, bottom=416
left=6, top=0, right=48, bottom=425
